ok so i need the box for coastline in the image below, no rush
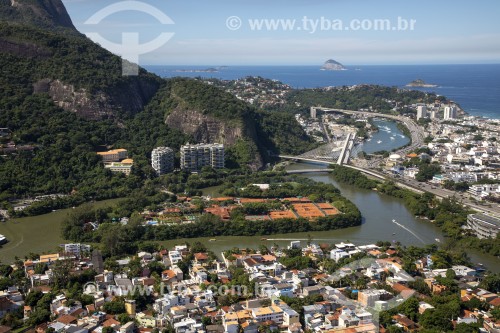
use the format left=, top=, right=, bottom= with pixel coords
left=146, top=64, right=500, bottom=119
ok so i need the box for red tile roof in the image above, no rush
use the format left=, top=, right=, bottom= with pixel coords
left=194, top=253, right=209, bottom=261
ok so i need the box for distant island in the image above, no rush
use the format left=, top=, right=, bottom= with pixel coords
left=406, top=79, right=438, bottom=88
left=321, top=59, right=347, bottom=71
left=173, top=67, right=220, bottom=73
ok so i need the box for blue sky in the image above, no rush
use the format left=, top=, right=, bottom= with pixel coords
left=62, top=0, right=500, bottom=66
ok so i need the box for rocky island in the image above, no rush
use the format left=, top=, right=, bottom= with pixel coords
left=321, top=59, right=347, bottom=71
left=406, top=79, right=438, bottom=87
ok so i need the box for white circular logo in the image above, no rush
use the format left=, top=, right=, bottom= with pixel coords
left=226, top=16, right=243, bottom=31
left=84, top=1, right=175, bottom=76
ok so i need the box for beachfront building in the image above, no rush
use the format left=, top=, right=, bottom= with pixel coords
left=180, top=143, right=224, bottom=172
left=151, top=146, right=175, bottom=175
left=417, top=105, right=427, bottom=120
left=444, top=106, right=457, bottom=120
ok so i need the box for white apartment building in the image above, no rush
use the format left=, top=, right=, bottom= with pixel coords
left=444, top=106, right=457, bottom=120
left=151, top=146, right=174, bottom=175
left=466, top=213, right=500, bottom=239
left=60, top=243, right=91, bottom=257
left=468, top=184, right=500, bottom=200
left=180, top=143, right=224, bottom=172
left=417, top=105, right=427, bottom=120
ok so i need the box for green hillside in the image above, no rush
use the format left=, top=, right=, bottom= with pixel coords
left=0, top=0, right=315, bottom=214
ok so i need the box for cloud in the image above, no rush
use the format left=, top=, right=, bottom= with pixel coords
left=129, top=34, right=500, bottom=65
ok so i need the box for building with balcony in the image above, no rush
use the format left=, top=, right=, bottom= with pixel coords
left=151, top=147, right=174, bottom=175
left=466, top=213, right=500, bottom=239
left=444, top=106, right=457, bottom=120
left=180, top=143, right=224, bottom=172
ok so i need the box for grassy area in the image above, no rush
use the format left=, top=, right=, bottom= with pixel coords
left=0, top=198, right=123, bottom=263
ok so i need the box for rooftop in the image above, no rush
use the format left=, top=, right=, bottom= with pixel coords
left=469, top=213, right=500, bottom=227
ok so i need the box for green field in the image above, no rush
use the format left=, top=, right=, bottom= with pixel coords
left=0, top=198, right=122, bottom=263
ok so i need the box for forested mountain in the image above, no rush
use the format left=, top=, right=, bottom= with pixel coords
left=0, top=0, right=315, bottom=205
left=0, top=0, right=75, bottom=30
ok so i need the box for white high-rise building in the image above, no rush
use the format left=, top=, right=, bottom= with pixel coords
left=416, top=105, right=427, bottom=120
left=444, top=106, right=457, bottom=120
left=180, top=143, right=224, bottom=172
left=61, top=243, right=91, bottom=257
left=151, top=147, right=174, bottom=175
left=310, top=107, right=317, bottom=119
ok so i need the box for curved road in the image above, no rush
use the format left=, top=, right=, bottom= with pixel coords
left=286, top=108, right=500, bottom=215
left=316, top=108, right=425, bottom=168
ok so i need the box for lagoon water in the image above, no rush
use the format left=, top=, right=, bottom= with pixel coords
left=199, top=163, right=499, bottom=272
left=146, top=64, right=500, bottom=119
left=358, top=119, right=410, bottom=154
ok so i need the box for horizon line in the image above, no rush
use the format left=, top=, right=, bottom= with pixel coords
left=142, top=63, right=500, bottom=67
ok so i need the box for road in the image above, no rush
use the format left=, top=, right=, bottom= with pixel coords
left=396, top=175, right=500, bottom=216
left=320, top=117, right=332, bottom=143
left=316, top=108, right=425, bottom=168
left=302, top=108, right=500, bottom=216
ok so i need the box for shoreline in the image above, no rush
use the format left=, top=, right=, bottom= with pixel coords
left=147, top=65, right=500, bottom=119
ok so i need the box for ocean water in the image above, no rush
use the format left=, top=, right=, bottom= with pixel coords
left=145, top=64, right=500, bottom=119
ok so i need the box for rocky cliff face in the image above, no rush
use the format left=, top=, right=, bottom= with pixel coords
left=0, top=37, right=51, bottom=58
left=2, top=0, right=76, bottom=30
left=33, top=78, right=160, bottom=120
left=166, top=109, right=243, bottom=145
left=1, top=0, right=162, bottom=119
left=165, top=108, right=263, bottom=170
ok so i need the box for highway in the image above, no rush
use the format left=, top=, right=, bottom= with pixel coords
left=291, top=108, right=500, bottom=216
left=395, top=175, right=500, bottom=216
left=316, top=108, right=425, bottom=168
left=280, top=155, right=500, bottom=216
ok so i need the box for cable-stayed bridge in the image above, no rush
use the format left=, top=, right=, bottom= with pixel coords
left=280, top=133, right=359, bottom=166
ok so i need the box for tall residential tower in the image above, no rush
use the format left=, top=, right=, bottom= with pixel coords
left=444, top=106, right=457, bottom=120
left=416, top=105, right=427, bottom=120
left=151, top=147, right=175, bottom=175
left=180, top=143, right=224, bottom=172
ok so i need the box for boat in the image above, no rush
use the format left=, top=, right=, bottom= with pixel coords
left=392, top=219, right=396, bottom=223
left=392, top=233, right=396, bottom=235
left=377, top=140, right=382, bottom=144
left=0, top=234, right=7, bottom=244
left=435, top=238, right=440, bottom=242
left=209, top=238, right=216, bottom=242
